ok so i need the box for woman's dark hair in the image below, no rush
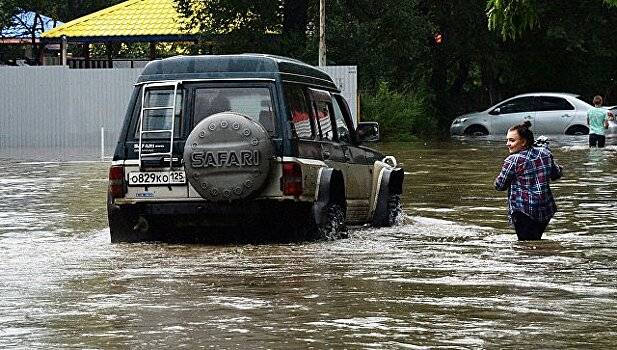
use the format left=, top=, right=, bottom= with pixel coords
left=509, top=121, right=534, bottom=147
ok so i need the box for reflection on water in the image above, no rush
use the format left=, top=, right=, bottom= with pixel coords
left=1, top=138, right=616, bottom=348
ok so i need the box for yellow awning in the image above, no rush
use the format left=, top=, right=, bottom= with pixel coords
left=41, top=0, right=198, bottom=39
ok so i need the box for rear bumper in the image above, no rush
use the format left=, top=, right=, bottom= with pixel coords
left=107, top=198, right=313, bottom=223
left=107, top=197, right=318, bottom=243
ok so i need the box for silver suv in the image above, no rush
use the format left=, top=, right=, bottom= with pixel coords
left=107, top=54, right=404, bottom=243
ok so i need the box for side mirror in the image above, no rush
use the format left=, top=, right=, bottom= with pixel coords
left=357, top=122, right=380, bottom=142
left=490, top=107, right=501, bottom=115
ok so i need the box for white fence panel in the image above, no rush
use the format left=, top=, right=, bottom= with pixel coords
left=321, top=66, right=358, bottom=124
left=0, top=66, right=142, bottom=152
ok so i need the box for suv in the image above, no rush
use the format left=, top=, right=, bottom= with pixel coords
left=107, top=54, right=404, bottom=243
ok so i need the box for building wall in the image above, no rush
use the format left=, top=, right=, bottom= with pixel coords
left=0, top=65, right=357, bottom=158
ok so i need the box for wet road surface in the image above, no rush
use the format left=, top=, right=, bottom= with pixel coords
left=1, top=139, right=616, bottom=348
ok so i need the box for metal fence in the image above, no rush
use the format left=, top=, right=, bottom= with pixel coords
left=0, top=66, right=141, bottom=153
left=0, top=64, right=357, bottom=159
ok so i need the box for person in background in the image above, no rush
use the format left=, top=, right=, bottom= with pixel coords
left=495, top=121, right=563, bottom=241
left=587, top=95, right=612, bottom=148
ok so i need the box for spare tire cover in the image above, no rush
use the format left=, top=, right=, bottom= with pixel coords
left=184, top=112, right=274, bottom=201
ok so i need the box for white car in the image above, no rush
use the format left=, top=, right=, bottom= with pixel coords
left=450, top=93, right=592, bottom=136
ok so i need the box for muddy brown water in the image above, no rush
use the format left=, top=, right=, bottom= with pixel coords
left=1, top=138, right=616, bottom=348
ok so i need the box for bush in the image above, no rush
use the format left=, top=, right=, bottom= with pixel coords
left=360, top=81, right=437, bottom=141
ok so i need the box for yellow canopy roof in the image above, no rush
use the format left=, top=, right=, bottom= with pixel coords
left=42, top=0, right=198, bottom=40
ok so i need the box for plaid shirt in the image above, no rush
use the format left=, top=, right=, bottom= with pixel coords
left=495, top=147, right=562, bottom=223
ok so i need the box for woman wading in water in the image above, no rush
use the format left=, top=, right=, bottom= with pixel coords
left=494, top=121, right=563, bottom=240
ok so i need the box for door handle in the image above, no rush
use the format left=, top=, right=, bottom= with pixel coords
left=562, top=114, right=572, bottom=118
left=524, top=116, right=532, bottom=120
left=344, top=150, right=352, bottom=161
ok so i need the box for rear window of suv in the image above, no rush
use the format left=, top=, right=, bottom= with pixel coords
left=193, top=87, right=276, bottom=134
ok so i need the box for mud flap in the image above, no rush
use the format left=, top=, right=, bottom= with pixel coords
left=107, top=194, right=156, bottom=243
left=372, top=167, right=404, bottom=227
left=312, top=168, right=345, bottom=228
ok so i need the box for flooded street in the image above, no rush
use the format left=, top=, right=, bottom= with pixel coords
left=1, top=139, right=616, bottom=348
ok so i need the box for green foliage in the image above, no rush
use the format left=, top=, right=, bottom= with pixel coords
left=0, top=0, right=18, bottom=30
left=323, top=0, right=428, bottom=90
left=361, top=82, right=436, bottom=141
left=171, top=0, right=615, bottom=136
left=487, top=0, right=617, bottom=41
left=174, top=0, right=305, bottom=55
left=486, top=0, right=539, bottom=41
left=57, top=0, right=124, bottom=22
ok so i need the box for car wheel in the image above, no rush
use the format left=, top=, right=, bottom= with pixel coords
left=317, top=202, right=347, bottom=240
left=565, top=125, right=589, bottom=135
left=464, top=125, right=489, bottom=136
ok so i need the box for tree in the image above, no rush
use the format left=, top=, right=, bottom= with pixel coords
left=495, top=2, right=617, bottom=103
left=487, top=0, right=617, bottom=40
left=1, top=0, right=123, bottom=64
left=0, top=1, right=18, bottom=31
left=58, top=0, right=123, bottom=23
left=174, top=0, right=308, bottom=55
left=173, top=0, right=617, bottom=136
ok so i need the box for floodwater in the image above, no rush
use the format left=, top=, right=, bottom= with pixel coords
left=1, top=138, right=616, bottom=349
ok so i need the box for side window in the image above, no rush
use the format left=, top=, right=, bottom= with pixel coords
left=135, top=87, right=183, bottom=139
left=332, top=96, right=352, bottom=144
left=314, top=101, right=333, bottom=141
left=535, top=96, right=574, bottom=111
left=497, top=97, right=534, bottom=114
left=284, top=84, right=313, bottom=139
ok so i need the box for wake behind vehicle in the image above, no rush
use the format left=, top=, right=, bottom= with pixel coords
left=107, top=54, right=404, bottom=243
left=450, top=93, right=592, bottom=137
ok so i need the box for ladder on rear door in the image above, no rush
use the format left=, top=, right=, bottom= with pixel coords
left=137, top=81, right=181, bottom=171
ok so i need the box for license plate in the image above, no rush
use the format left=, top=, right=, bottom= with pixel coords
left=128, top=171, right=186, bottom=185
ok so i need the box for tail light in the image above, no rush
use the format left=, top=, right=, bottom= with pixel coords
left=281, top=161, right=303, bottom=196
left=108, top=165, right=126, bottom=199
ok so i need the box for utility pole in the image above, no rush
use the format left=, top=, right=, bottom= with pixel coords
left=318, top=0, right=326, bottom=66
